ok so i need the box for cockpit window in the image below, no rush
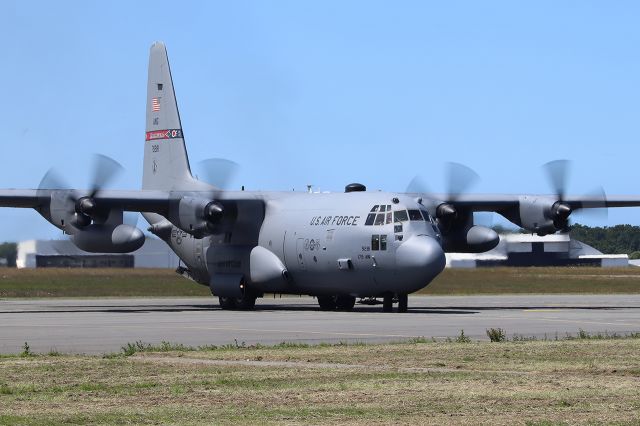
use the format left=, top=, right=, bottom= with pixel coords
left=394, top=210, right=409, bottom=222
left=365, top=213, right=376, bottom=226
left=367, top=205, right=406, bottom=226
left=408, top=209, right=424, bottom=221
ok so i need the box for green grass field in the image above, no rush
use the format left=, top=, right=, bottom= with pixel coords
left=0, top=268, right=209, bottom=298
left=423, top=266, right=640, bottom=294
left=1, top=337, right=639, bottom=424
left=1, top=267, right=640, bottom=298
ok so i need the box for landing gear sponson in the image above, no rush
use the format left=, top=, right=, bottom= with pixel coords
left=317, top=294, right=409, bottom=313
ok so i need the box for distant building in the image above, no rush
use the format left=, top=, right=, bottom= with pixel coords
left=17, top=238, right=180, bottom=269
left=446, top=233, right=629, bottom=268
left=17, top=234, right=629, bottom=269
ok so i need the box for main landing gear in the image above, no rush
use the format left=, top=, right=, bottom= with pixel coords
left=218, top=292, right=258, bottom=310
left=382, top=293, right=408, bottom=313
left=317, top=294, right=409, bottom=313
left=317, top=295, right=356, bottom=311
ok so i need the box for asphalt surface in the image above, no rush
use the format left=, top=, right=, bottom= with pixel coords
left=1, top=295, right=640, bottom=354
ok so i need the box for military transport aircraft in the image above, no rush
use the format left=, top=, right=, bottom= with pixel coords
left=2, top=42, right=640, bottom=312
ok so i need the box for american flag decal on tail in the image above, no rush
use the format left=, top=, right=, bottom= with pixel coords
left=151, top=97, right=160, bottom=112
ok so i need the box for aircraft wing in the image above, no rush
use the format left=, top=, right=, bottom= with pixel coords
left=0, top=189, right=42, bottom=208
left=416, top=193, right=640, bottom=235
left=0, top=189, right=173, bottom=213
left=432, top=194, right=640, bottom=211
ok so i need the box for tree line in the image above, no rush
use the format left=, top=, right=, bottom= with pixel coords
left=0, top=242, right=17, bottom=267
left=568, top=224, right=640, bottom=257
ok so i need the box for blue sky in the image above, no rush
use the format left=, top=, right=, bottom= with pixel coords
left=2, top=1, right=640, bottom=241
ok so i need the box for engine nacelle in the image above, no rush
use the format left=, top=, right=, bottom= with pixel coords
left=70, top=224, right=145, bottom=253
left=169, top=196, right=233, bottom=238
left=503, top=196, right=572, bottom=236
left=442, top=225, right=500, bottom=253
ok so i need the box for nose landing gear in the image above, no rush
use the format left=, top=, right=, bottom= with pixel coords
left=382, top=293, right=408, bottom=313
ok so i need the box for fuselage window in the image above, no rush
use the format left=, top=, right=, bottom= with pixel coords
left=379, top=205, right=386, bottom=212
left=365, top=213, right=376, bottom=226
left=371, top=234, right=387, bottom=251
left=374, top=213, right=386, bottom=226
left=408, top=209, right=424, bottom=221
left=372, top=234, right=380, bottom=250
left=394, top=210, right=409, bottom=222
left=371, top=205, right=379, bottom=212
left=386, top=212, right=392, bottom=224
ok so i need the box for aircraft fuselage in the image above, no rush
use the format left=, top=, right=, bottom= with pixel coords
left=167, top=191, right=446, bottom=298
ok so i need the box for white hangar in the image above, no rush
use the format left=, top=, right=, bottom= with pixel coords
left=446, top=233, right=628, bottom=268
left=16, top=237, right=180, bottom=269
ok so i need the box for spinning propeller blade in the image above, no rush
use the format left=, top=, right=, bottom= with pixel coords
left=195, top=158, right=240, bottom=191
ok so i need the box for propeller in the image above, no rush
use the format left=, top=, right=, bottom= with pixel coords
left=445, top=162, right=480, bottom=200
left=37, top=154, right=125, bottom=230
left=541, top=159, right=573, bottom=230
left=76, top=154, right=124, bottom=217
left=541, top=159, right=608, bottom=231
left=407, top=162, right=480, bottom=230
left=185, top=158, right=242, bottom=234
left=542, top=159, right=570, bottom=202
left=572, top=186, right=608, bottom=226
left=195, top=158, right=239, bottom=190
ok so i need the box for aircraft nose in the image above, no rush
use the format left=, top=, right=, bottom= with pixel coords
left=395, top=235, right=446, bottom=290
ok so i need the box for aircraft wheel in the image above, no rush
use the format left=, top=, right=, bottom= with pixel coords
left=317, top=296, right=337, bottom=311
left=397, top=294, right=408, bottom=313
left=335, top=295, right=356, bottom=311
left=234, top=294, right=257, bottom=310
left=218, top=296, right=236, bottom=310
left=382, top=294, right=393, bottom=313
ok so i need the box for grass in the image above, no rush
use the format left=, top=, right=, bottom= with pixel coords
left=1, top=266, right=640, bottom=298
left=421, top=266, right=640, bottom=294
left=1, top=337, right=640, bottom=424
left=0, top=268, right=209, bottom=298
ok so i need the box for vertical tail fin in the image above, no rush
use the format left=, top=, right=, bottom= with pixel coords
left=143, top=42, right=199, bottom=190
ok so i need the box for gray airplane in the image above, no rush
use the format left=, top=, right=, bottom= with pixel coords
left=2, top=42, right=640, bottom=312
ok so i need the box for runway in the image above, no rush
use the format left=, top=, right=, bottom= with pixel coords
left=2, top=294, right=640, bottom=354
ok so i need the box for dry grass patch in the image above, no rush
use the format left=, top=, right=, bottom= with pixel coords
left=1, top=339, right=639, bottom=424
